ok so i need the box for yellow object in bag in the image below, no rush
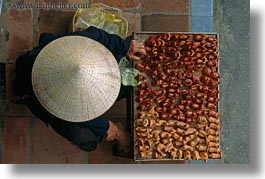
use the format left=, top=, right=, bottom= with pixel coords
left=70, top=3, right=128, bottom=38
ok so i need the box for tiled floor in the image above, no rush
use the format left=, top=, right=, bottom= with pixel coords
left=0, top=0, right=192, bottom=164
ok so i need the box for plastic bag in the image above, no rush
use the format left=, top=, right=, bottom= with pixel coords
left=119, top=57, right=146, bottom=86
left=71, top=3, right=128, bottom=38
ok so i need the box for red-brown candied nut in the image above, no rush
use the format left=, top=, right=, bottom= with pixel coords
left=145, top=36, right=156, bottom=45
left=208, top=47, right=218, bottom=54
left=158, top=71, right=167, bottom=81
left=192, top=75, right=201, bottom=84
left=194, top=98, right=203, bottom=104
left=164, top=98, right=176, bottom=104
left=202, top=66, right=212, bottom=76
left=185, top=111, right=193, bottom=118
left=196, top=92, right=206, bottom=98
left=155, top=95, right=166, bottom=104
left=183, top=79, right=193, bottom=86
left=208, top=103, right=218, bottom=109
left=211, top=71, right=220, bottom=79
left=192, top=103, right=201, bottom=109
left=208, top=53, right=217, bottom=60
left=167, top=93, right=176, bottom=99
left=164, top=69, right=173, bottom=76
left=161, top=32, right=171, bottom=41
left=195, top=52, right=203, bottom=59
left=179, top=115, right=186, bottom=121
left=153, top=89, right=165, bottom=96
left=179, top=99, right=187, bottom=105
left=168, top=76, right=177, bottom=83
left=209, top=79, right=218, bottom=89
left=169, top=108, right=178, bottom=115
left=186, top=69, right=194, bottom=78
left=166, top=87, right=176, bottom=93
left=182, top=44, right=192, bottom=51
left=208, top=97, right=219, bottom=103
left=168, top=82, right=176, bottom=88
left=186, top=117, right=193, bottom=124
left=149, top=70, right=158, bottom=79
left=200, top=75, right=211, bottom=85
left=193, top=41, right=202, bottom=48
left=157, top=39, right=166, bottom=47
left=206, top=36, right=217, bottom=43
left=185, top=61, right=195, bottom=69
left=182, top=56, right=191, bottom=62
left=135, top=63, right=145, bottom=72
left=207, top=60, right=218, bottom=68
left=163, top=62, right=173, bottom=69
left=204, top=42, right=213, bottom=48
left=190, top=84, right=199, bottom=92
left=144, top=87, right=153, bottom=95
left=199, top=85, right=209, bottom=93
left=160, top=107, right=167, bottom=113
left=139, top=82, right=149, bottom=89
left=160, top=113, right=171, bottom=120
left=161, top=82, right=170, bottom=88
left=160, top=102, right=171, bottom=108
left=177, top=104, right=185, bottom=110
left=194, top=64, right=203, bottom=71
left=194, top=110, right=203, bottom=115
left=177, top=89, right=190, bottom=95
left=168, top=40, right=178, bottom=47
left=195, top=58, right=204, bottom=64
left=194, top=46, right=203, bottom=52
left=151, top=49, right=158, bottom=57
left=135, top=74, right=146, bottom=82
left=178, top=71, right=186, bottom=80
left=152, top=79, right=163, bottom=86
left=208, top=89, right=218, bottom=97
left=154, top=106, right=162, bottom=113
left=193, top=34, right=204, bottom=41
left=176, top=61, right=184, bottom=68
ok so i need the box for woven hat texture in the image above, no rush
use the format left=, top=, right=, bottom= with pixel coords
left=32, top=36, right=121, bottom=122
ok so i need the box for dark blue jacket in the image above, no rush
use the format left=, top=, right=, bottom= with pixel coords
left=13, top=26, right=131, bottom=152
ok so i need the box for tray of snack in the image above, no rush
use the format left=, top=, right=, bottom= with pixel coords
left=132, top=32, right=222, bottom=162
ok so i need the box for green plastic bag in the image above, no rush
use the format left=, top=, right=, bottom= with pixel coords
left=119, top=57, right=145, bottom=86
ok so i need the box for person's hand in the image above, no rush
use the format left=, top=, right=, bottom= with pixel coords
left=106, top=121, right=118, bottom=141
left=126, top=40, right=146, bottom=61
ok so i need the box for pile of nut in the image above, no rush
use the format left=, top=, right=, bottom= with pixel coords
left=134, top=33, right=222, bottom=161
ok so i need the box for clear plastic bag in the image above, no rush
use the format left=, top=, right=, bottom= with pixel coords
left=71, top=3, right=128, bottom=38
left=119, top=57, right=146, bottom=86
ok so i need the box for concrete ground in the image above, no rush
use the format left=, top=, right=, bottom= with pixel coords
left=213, top=0, right=250, bottom=164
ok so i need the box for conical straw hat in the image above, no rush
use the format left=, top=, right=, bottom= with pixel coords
left=32, top=36, right=121, bottom=122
